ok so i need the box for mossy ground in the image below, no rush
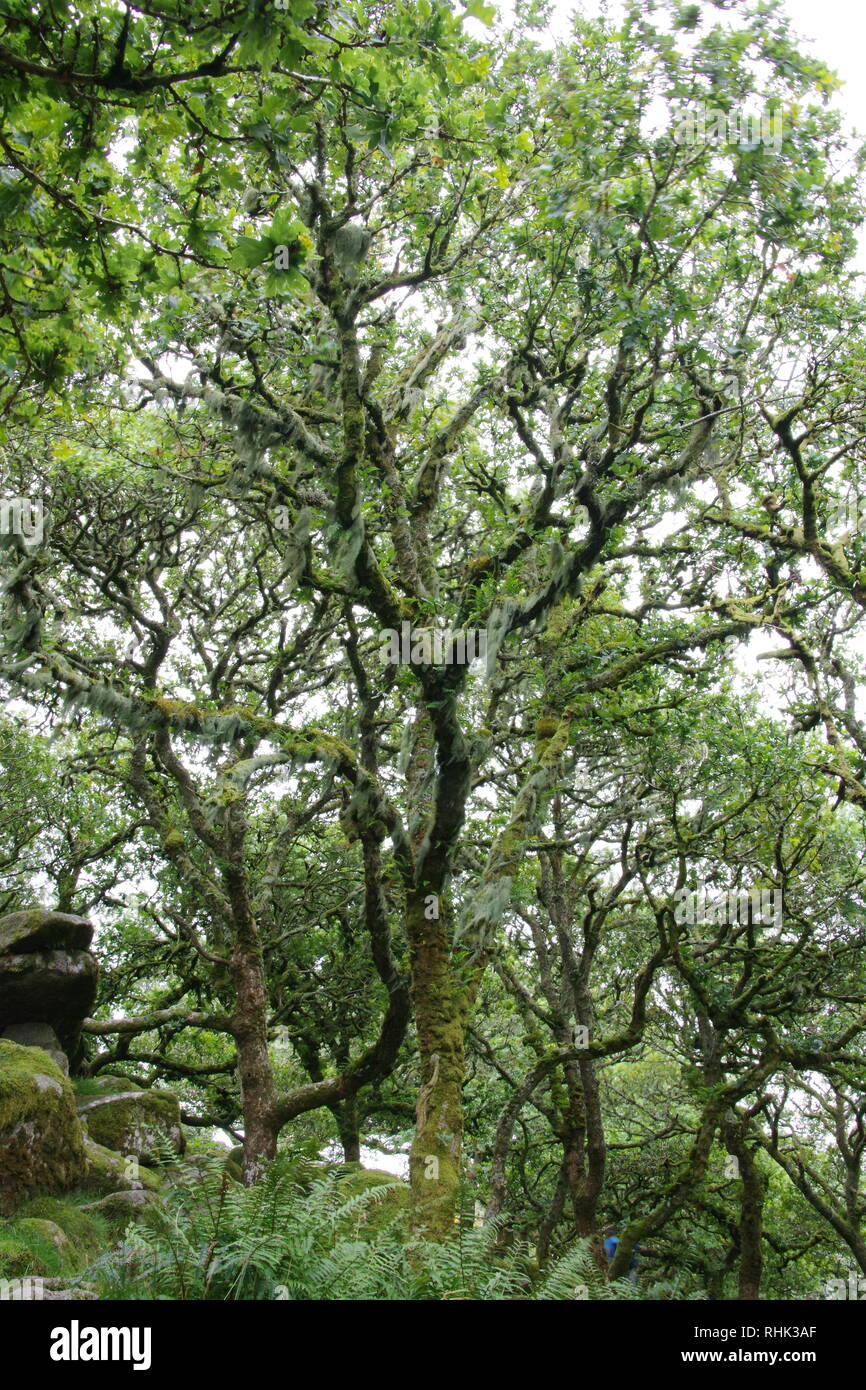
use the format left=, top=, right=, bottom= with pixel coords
left=0, top=1217, right=75, bottom=1278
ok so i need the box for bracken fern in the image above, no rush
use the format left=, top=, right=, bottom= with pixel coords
left=84, top=1155, right=698, bottom=1301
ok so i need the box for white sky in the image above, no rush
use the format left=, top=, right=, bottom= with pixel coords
left=469, top=1, right=866, bottom=179
left=760, top=0, right=866, bottom=136
left=524, top=0, right=866, bottom=139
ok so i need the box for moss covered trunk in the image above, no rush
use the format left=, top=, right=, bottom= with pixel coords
left=224, top=828, right=278, bottom=1185
left=231, top=935, right=278, bottom=1184
left=334, top=1096, right=361, bottom=1165
left=560, top=1055, right=605, bottom=1239
left=407, top=891, right=466, bottom=1239
left=723, top=1120, right=765, bottom=1301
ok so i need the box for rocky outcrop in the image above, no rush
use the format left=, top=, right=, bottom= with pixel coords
left=77, top=1075, right=185, bottom=1166
left=80, top=1137, right=162, bottom=1196
left=0, top=909, right=184, bottom=1226
left=0, top=1041, right=87, bottom=1215
left=0, top=910, right=98, bottom=1070
left=1, top=1023, right=69, bottom=1075
left=0, top=911, right=94, bottom=955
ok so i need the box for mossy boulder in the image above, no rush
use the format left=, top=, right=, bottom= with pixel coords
left=0, top=1040, right=87, bottom=1215
left=223, top=1145, right=245, bottom=1182
left=0, top=910, right=93, bottom=955
left=0, top=949, right=98, bottom=1063
left=80, top=1189, right=157, bottom=1224
left=81, top=1137, right=162, bottom=1196
left=334, top=1165, right=409, bottom=1235
left=1, top=1022, right=69, bottom=1075
left=18, top=1197, right=104, bottom=1257
left=0, top=1217, right=75, bottom=1277
left=77, top=1077, right=185, bottom=1166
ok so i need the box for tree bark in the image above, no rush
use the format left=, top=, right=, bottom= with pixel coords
left=225, top=845, right=279, bottom=1184
left=722, top=1120, right=765, bottom=1300
left=407, top=890, right=466, bottom=1238
left=334, top=1095, right=361, bottom=1164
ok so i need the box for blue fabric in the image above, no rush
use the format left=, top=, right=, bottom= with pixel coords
left=604, top=1234, right=639, bottom=1269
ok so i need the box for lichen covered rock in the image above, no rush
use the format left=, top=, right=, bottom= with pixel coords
left=78, top=1077, right=185, bottom=1166
left=0, top=1041, right=87, bottom=1215
left=1, top=1022, right=69, bottom=1075
left=0, top=949, right=98, bottom=1061
left=81, top=1137, right=162, bottom=1195
left=0, top=910, right=93, bottom=955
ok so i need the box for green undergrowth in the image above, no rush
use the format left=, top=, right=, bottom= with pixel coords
left=0, top=1150, right=709, bottom=1300
left=0, top=1186, right=147, bottom=1285
left=71, top=1077, right=108, bottom=1097
left=81, top=1153, right=702, bottom=1301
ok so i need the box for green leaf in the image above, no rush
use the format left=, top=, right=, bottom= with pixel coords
left=462, top=0, right=496, bottom=25
left=231, top=236, right=274, bottom=270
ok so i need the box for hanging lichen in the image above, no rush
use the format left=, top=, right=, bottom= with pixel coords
left=484, top=599, right=516, bottom=679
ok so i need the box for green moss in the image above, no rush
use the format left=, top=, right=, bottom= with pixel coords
left=74, top=1074, right=142, bottom=1098
left=80, top=1087, right=184, bottom=1165
left=0, top=1041, right=87, bottom=1214
left=223, top=1146, right=245, bottom=1183
left=72, top=1077, right=108, bottom=1097
left=18, top=1196, right=104, bottom=1256
left=81, top=1138, right=162, bottom=1196
left=0, top=1218, right=73, bottom=1276
left=152, top=697, right=202, bottom=719
left=0, top=1232, right=37, bottom=1278
left=0, top=1039, right=58, bottom=1130
left=95, top=1075, right=143, bottom=1091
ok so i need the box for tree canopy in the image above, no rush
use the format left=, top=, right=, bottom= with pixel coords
left=3, top=0, right=866, bottom=1299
